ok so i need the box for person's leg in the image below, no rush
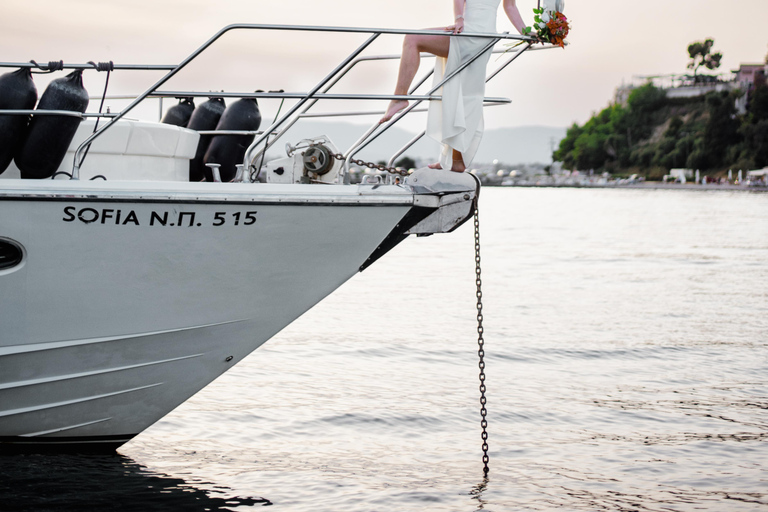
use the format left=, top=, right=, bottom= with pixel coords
left=380, top=29, right=450, bottom=123
left=450, top=149, right=465, bottom=172
left=427, top=150, right=465, bottom=172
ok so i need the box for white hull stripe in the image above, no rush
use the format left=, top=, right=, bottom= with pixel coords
left=0, top=353, right=203, bottom=391
left=0, top=320, right=245, bottom=357
left=20, top=417, right=113, bottom=438
left=0, top=383, right=163, bottom=418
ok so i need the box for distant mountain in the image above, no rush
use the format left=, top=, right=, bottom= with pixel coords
left=473, top=126, right=567, bottom=165
left=269, top=121, right=565, bottom=166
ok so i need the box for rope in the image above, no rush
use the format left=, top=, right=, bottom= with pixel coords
left=75, top=63, right=113, bottom=172
left=29, top=60, right=64, bottom=74
left=89, top=61, right=114, bottom=72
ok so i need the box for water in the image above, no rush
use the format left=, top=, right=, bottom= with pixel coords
left=2, top=187, right=767, bottom=511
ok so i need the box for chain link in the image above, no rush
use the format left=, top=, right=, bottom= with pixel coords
left=474, top=205, right=489, bottom=477
left=331, top=152, right=410, bottom=177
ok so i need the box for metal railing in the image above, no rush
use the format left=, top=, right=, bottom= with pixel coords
left=0, top=24, right=539, bottom=180
left=0, top=110, right=118, bottom=119
left=341, top=37, right=521, bottom=179
left=385, top=44, right=556, bottom=169
left=0, top=62, right=176, bottom=71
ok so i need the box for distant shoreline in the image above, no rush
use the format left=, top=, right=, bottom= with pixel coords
left=491, top=182, right=768, bottom=192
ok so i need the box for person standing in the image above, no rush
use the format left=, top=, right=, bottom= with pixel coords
left=381, top=0, right=528, bottom=172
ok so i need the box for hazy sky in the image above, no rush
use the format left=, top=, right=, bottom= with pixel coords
left=2, top=0, right=767, bottom=131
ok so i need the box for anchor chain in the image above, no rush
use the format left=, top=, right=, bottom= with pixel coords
left=474, top=205, right=489, bottom=477
left=330, top=152, right=409, bottom=176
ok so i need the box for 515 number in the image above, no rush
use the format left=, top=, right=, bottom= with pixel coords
left=213, top=211, right=257, bottom=227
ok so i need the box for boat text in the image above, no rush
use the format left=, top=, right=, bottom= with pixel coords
left=62, top=207, right=257, bottom=227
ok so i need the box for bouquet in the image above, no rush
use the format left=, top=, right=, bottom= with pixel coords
left=522, top=7, right=570, bottom=48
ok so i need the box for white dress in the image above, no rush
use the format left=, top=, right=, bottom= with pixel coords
left=426, top=0, right=500, bottom=169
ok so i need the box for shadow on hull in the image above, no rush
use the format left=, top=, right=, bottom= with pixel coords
left=0, top=434, right=136, bottom=454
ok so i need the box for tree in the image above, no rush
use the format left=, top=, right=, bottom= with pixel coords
left=627, top=83, right=667, bottom=113
left=749, top=78, right=768, bottom=121
left=736, top=81, right=768, bottom=168
left=553, top=123, right=581, bottom=167
left=395, top=156, right=416, bottom=170
left=552, top=85, right=670, bottom=171
left=687, top=39, right=723, bottom=78
left=625, top=83, right=667, bottom=142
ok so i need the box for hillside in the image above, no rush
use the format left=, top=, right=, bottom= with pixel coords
left=554, top=82, right=768, bottom=178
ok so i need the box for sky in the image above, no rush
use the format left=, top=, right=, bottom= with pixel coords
left=2, top=0, right=767, bottom=133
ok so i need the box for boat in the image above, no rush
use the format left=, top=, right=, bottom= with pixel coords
left=0, top=24, right=538, bottom=452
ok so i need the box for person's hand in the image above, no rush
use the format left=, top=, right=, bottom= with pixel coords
left=446, top=18, right=465, bottom=34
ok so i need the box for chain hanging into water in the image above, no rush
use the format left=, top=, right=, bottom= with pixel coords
left=474, top=205, right=489, bottom=477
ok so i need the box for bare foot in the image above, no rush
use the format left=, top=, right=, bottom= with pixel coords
left=380, top=100, right=408, bottom=124
left=450, top=150, right=466, bottom=172
left=427, top=162, right=442, bottom=169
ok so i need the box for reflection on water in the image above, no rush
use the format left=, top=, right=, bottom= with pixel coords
left=4, top=188, right=767, bottom=511
left=468, top=478, right=488, bottom=510
left=0, top=454, right=271, bottom=511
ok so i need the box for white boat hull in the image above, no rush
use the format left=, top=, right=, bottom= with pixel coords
left=0, top=173, right=476, bottom=451
left=0, top=181, right=417, bottom=450
left=0, top=321, right=268, bottom=448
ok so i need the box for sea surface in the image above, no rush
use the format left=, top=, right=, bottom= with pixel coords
left=2, top=187, right=767, bottom=511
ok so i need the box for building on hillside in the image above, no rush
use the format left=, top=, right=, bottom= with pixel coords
left=733, top=63, right=767, bottom=89
left=663, top=80, right=737, bottom=99
left=732, top=63, right=767, bottom=113
left=614, top=73, right=736, bottom=107
left=613, top=62, right=767, bottom=114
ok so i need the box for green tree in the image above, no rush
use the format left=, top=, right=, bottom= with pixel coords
left=702, top=92, right=741, bottom=168
left=748, top=79, right=768, bottom=120
left=570, top=107, right=614, bottom=170
left=395, top=156, right=416, bottom=170
left=738, top=120, right=768, bottom=168
left=553, top=84, right=669, bottom=171
left=625, top=83, right=667, bottom=142
left=734, top=81, right=768, bottom=168
left=687, top=39, right=723, bottom=78
left=627, top=83, right=667, bottom=113
left=553, top=123, right=582, bottom=168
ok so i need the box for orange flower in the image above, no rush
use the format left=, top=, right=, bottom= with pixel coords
left=545, top=13, right=570, bottom=48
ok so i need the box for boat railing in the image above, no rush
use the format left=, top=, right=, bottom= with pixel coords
left=0, top=109, right=118, bottom=119
left=342, top=38, right=534, bottom=179
left=0, top=24, right=540, bottom=180
left=237, top=43, right=560, bottom=175
left=384, top=44, right=555, bottom=169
